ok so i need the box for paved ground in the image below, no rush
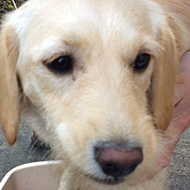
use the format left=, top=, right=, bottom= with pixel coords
left=168, top=128, right=190, bottom=190
left=0, top=122, right=189, bottom=189
left=0, top=122, right=51, bottom=181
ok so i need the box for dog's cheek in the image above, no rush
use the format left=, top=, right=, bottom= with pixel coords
left=54, top=122, right=93, bottom=168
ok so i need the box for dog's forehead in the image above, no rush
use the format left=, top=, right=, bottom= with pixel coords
left=27, top=0, right=159, bottom=35
left=16, top=0, right=163, bottom=62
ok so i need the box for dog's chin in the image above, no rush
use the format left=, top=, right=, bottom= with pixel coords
left=87, top=174, right=125, bottom=185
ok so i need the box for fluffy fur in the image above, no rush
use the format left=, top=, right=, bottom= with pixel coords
left=0, top=0, right=190, bottom=189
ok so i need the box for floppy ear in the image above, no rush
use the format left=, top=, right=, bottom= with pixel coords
left=150, top=26, right=178, bottom=131
left=0, top=21, right=20, bottom=146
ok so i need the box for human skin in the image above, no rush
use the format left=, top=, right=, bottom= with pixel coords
left=140, top=50, right=190, bottom=183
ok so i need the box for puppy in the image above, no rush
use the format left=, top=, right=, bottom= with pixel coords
left=0, top=0, right=190, bottom=189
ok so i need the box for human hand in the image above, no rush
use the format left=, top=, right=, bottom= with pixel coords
left=137, top=50, right=190, bottom=183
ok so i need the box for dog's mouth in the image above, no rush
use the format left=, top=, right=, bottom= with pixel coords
left=87, top=174, right=125, bottom=185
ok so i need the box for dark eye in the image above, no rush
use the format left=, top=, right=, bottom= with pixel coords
left=47, top=56, right=73, bottom=74
left=133, top=53, right=150, bottom=72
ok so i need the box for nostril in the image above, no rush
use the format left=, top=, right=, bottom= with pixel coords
left=95, top=147, right=143, bottom=178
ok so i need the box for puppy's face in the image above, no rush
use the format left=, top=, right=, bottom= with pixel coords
left=1, top=0, right=178, bottom=186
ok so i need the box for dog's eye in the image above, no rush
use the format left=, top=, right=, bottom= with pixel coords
left=133, top=53, right=150, bottom=72
left=47, top=56, right=73, bottom=74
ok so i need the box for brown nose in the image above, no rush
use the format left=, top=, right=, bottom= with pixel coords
left=95, top=147, right=143, bottom=177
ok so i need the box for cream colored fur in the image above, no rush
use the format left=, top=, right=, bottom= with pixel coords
left=59, top=166, right=168, bottom=190
left=0, top=0, right=190, bottom=189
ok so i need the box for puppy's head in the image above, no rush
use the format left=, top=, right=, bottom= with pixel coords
left=0, top=0, right=178, bottom=186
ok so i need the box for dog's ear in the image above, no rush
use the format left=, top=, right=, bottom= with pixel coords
left=149, top=26, right=178, bottom=131
left=0, top=20, right=20, bottom=146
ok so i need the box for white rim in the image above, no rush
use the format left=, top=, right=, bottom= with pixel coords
left=0, top=160, right=61, bottom=189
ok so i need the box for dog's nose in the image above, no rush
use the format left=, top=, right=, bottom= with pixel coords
left=95, top=146, right=143, bottom=177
